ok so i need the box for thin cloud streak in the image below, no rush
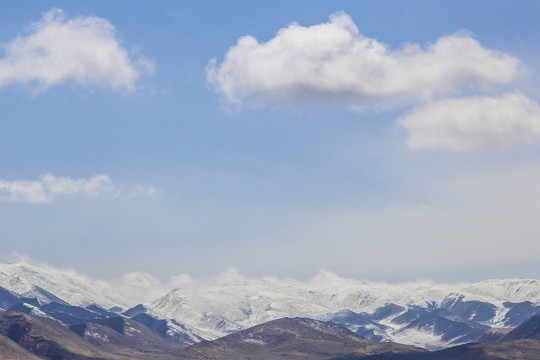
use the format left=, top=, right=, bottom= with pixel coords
left=0, top=173, right=158, bottom=203
left=0, top=173, right=113, bottom=203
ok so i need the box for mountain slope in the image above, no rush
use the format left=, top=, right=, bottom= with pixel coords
left=0, top=311, right=122, bottom=360
left=0, top=333, right=44, bottom=360
left=352, top=339, right=540, bottom=360
left=500, top=313, right=540, bottom=341
left=177, top=317, right=424, bottom=360
left=2, top=261, right=540, bottom=351
left=0, top=262, right=132, bottom=309
left=69, top=317, right=185, bottom=359
left=149, top=276, right=540, bottom=349
left=0, top=311, right=188, bottom=360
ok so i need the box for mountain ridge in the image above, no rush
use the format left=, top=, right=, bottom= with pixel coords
left=2, top=261, right=540, bottom=350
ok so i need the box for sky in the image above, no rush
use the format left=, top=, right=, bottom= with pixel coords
left=1, top=1, right=540, bottom=285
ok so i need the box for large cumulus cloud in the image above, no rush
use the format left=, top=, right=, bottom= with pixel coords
left=207, top=12, right=521, bottom=107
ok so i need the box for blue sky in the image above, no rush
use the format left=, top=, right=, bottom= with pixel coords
left=1, top=1, right=540, bottom=283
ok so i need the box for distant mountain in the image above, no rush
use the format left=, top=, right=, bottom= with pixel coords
left=344, top=309, right=540, bottom=359
left=148, top=275, right=540, bottom=349
left=2, top=261, right=540, bottom=350
left=0, top=262, right=132, bottom=309
left=177, top=317, right=424, bottom=360
left=317, top=309, right=391, bottom=342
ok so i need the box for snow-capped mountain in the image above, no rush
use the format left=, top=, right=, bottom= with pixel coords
left=1, top=262, right=540, bottom=350
left=0, top=262, right=133, bottom=309
left=148, top=272, right=540, bottom=349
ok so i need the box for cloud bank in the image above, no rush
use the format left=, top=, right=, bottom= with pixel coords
left=207, top=12, right=521, bottom=107
left=0, top=173, right=158, bottom=203
left=399, top=92, right=540, bottom=150
left=0, top=9, right=152, bottom=92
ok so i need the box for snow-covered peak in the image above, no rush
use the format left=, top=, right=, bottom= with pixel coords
left=149, top=275, right=540, bottom=343
left=0, top=262, right=133, bottom=309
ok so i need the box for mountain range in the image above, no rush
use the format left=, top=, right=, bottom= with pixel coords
left=1, top=261, right=540, bottom=359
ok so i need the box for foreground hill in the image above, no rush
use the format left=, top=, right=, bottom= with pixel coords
left=0, top=312, right=424, bottom=360
left=3, top=311, right=540, bottom=360
left=0, top=333, right=43, bottom=360
left=350, top=339, right=540, bottom=360
left=177, top=317, right=424, bottom=360
left=0, top=311, right=121, bottom=360
left=0, top=311, right=183, bottom=360
left=500, top=313, right=540, bottom=341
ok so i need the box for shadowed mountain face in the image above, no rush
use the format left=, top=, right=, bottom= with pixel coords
left=342, top=315, right=540, bottom=360
left=500, top=313, right=540, bottom=341
left=474, top=328, right=512, bottom=343
left=69, top=316, right=185, bottom=351
left=0, top=311, right=184, bottom=360
left=2, top=310, right=540, bottom=360
left=392, top=308, right=489, bottom=346
left=318, top=309, right=391, bottom=342
left=502, top=302, right=540, bottom=327
left=342, top=339, right=540, bottom=360
left=0, top=311, right=119, bottom=360
left=0, top=333, right=43, bottom=360
left=0, top=286, right=21, bottom=311
left=177, top=317, right=425, bottom=360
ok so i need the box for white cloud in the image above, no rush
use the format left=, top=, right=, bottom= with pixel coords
left=0, top=9, right=152, bottom=92
left=126, top=184, right=159, bottom=199
left=215, top=268, right=246, bottom=285
left=0, top=173, right=114, bottom=203
left=0, top=174, right=160, bottom=203
left=207, top=12, right=521, bottom=107
left=170, top=273, right=195, bottom=288
left=399, top=92, right=540, bottom=150
left=121, top=271, right=161, bottom=288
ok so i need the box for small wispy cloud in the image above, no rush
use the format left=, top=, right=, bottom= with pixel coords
left=0, top=173, right=158, bottom=203
left=0, top=8, right=153, bottom=93
left=125, top=184, right=159, bottom=199
left=0, top=173, right=113, bottom=203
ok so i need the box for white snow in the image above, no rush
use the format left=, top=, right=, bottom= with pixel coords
left=149, top=275, right=540, bottom=347
left=242, top=338, right=266, bottom=345
left=1, top=261, right=539, bottom=350
left=125, top=325, right=142, bottom=336
left=0, top=262, right=133, bottom=309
